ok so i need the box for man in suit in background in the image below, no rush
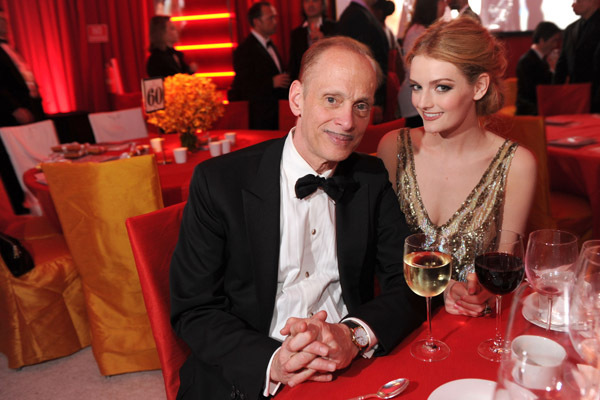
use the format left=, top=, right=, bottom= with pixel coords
left=171, top=36, right=423, bottom=400
left=0, top=10, right=45, bottom=214
left=337, top=0, right=389, bottom=110
left=228, top=2, right=290, bottom=130
left=516, top=21, right=562, bottom=115
left=554, top=0, right=600, bottom=112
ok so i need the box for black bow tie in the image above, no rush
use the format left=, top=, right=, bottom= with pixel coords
left=266, top=40, right=274, bottom=48
left=295, top=174, right=346, bottom=201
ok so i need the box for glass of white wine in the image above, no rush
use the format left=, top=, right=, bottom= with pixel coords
left=404, top=232, right=452, bottom=362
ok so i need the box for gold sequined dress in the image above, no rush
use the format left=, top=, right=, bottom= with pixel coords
left=395, top=128, right=519, bottom=281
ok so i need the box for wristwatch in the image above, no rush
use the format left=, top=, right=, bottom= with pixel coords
left=342, top=321, right=370, bottom=353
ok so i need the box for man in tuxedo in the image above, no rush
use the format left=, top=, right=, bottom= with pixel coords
left=337, top=0, right=389, bottom=109
left=554, top=0, right=600, bottom=112
left=516, top=21, right=562, bottom=115
left=170, top=36, right=424, bottom=400
left=228, top=2, right=290, bottom=130
left=0, top=11, right=44, bottom=214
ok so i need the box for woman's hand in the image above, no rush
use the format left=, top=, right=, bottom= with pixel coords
left=444, top=274, right=494, bottom=317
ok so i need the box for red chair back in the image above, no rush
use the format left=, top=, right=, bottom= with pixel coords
left=536, top=83, right=591, bottom=116
left=213, top=101, right=249, bottom=130
left=126, top=202, right=190, bottom=400
left=356, top=118, right=406, bottom=154
left=279, top=99, right=297, bottom=132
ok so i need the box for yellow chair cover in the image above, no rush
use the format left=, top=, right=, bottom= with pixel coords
left=0, top=217, right=90, bottom=369
left=42, top=155, right=163, bottom=375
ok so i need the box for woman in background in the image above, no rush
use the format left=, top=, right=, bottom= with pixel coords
left=146, top=15, right=196, bottom=78
left=288, top=0, right=336, bottom=82
left=397, top=0, right=447, bottom=127
left=378, top=18, right=536, bottom=317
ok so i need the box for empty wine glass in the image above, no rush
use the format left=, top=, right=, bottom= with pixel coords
left=403, top=232, right=452, bottom=362
left=525, top=229, right=578, bottom=331
left=569, top=244, right=600, bottom=367
left=475, top=230, right=525, bottom=362
left=493, top=283, right=594, bottom=399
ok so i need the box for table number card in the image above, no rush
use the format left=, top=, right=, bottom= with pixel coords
left=142, top=78, right=165, bottom=113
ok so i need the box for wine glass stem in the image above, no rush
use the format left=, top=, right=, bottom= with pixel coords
left=547, top=296, right=554, bottom=331
left=425, top=296, right=434, bottom=346
left=493, top=295, right=503, bottom=347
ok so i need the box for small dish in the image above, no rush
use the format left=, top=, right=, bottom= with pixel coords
left=548, top=136, right=596, bottom=147
left=428, top=379, right=496, bottom=400
left=522, top=292, right=568, bottom=332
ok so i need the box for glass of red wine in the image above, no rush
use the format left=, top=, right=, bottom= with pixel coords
left=403, top=232, right=452, bottom=362
left=525, top=229, right=578, bottom=331
left=475, top=230, right=525, bottom=362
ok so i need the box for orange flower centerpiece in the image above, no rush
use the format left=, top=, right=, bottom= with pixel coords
left=146, top=73, right=224, bottom=151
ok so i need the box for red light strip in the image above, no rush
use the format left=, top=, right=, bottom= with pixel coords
left=170, top=13, right=232, bottom=22
left=195, top=72, right=235, bottom=78
left=175, top=43, right=235, bottom=51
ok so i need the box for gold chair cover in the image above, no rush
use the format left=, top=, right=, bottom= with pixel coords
left=0, top=217, right=90, bottom=369
left=42, top=155, right=163, bottom=375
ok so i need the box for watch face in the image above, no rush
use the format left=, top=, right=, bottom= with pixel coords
left=354, top=327, right=369, bottom=347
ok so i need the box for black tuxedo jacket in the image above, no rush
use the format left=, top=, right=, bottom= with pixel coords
left=554, top=9, right=600, bottom=85
left=228, top=34, right=288, bottom=130
left=146, top=47, right=191, bottom=78
left=337, top=2, right=389, bottom=106
left=170, top=136, right=424, bottom=400
left=288, top=20, right=337, bottom=82
left=516, top=49, right=553, bottom=115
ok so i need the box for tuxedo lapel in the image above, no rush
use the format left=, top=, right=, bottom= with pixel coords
left=334, top=158, right=369, bottom=310
left=249, top=34, right=281, bottom=74
left=242, top=137, right=285, bottom=332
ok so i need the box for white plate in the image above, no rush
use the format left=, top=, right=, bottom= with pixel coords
left=522, top=292, right=568, bottom=332
left=548, top=136, right=596, bottom=147
left=428, top=379, right=496, bottom=400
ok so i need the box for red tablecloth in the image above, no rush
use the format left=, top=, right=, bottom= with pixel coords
left=545, top=114, right=600, bottom=238
left=24, top=129, right=287, bottom=231
left=275, top=306, right=502, bottom=400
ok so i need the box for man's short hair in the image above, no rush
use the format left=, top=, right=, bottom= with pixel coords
left=248, top=1, right=271, bottom=27
left=532, top=21, right=561, bottom=44
left=298, top=36, right=383, bottom=88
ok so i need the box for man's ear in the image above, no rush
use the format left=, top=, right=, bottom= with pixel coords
left=473, top=73, right=490, bottom=101
left=289, top=80, right=303, bottom=117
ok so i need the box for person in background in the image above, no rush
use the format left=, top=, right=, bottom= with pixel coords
left=228, top=1, right=290, bottom=130
left=397, top=0, right=446, bottom=127
left=553, top=0, right=600, bottom=113
left=515, top=21, right=562, bottom=115
left=447, top=0, right=481, bottom=23
left=288, top=0, right=336, bottom=82
left=337, top=0, right=389, bottom=111
left=146, top=15, right=197, bottom=78
left=378, top=18, right=536, bottom=317
left=0, top=10, right=45, bottom=214
left=170, top=36, right=423, bottom=400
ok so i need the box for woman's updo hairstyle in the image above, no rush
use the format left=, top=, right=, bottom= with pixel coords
left=407, top=17, right=507, bottom=116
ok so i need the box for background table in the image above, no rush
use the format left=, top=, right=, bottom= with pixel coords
left=275, top=306, right=502, bottom=399
left=545, top=114, right=600, bottom=238
left=24, top=129, right=287, bottom=231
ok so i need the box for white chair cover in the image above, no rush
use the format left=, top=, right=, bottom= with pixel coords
left=0, top=120, right=58, bottom=215
left=88, top=107, right=148, bottom=143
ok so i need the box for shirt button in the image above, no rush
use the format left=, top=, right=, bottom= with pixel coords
left=309, top=311, right=314, bottom=317
left=311, top=228, right=316, bottom=235
left=305, top=271, right=310, bottom=278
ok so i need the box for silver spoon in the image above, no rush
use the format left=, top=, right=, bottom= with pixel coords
left=346, top=378, right=409, bottom=400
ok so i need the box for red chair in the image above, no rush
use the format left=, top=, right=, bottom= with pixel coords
left=213, top=101, right=249, bottom=130
left=279, top=99, right=297, bottom=132
left=536, top=83, right=591, bottom=116
left=126, top=202, right=190, bottom=400
left=356, top=118, right=406, bottom=154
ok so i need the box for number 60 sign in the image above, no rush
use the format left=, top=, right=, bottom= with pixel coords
left=142, top=77, right=165, bottom=113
